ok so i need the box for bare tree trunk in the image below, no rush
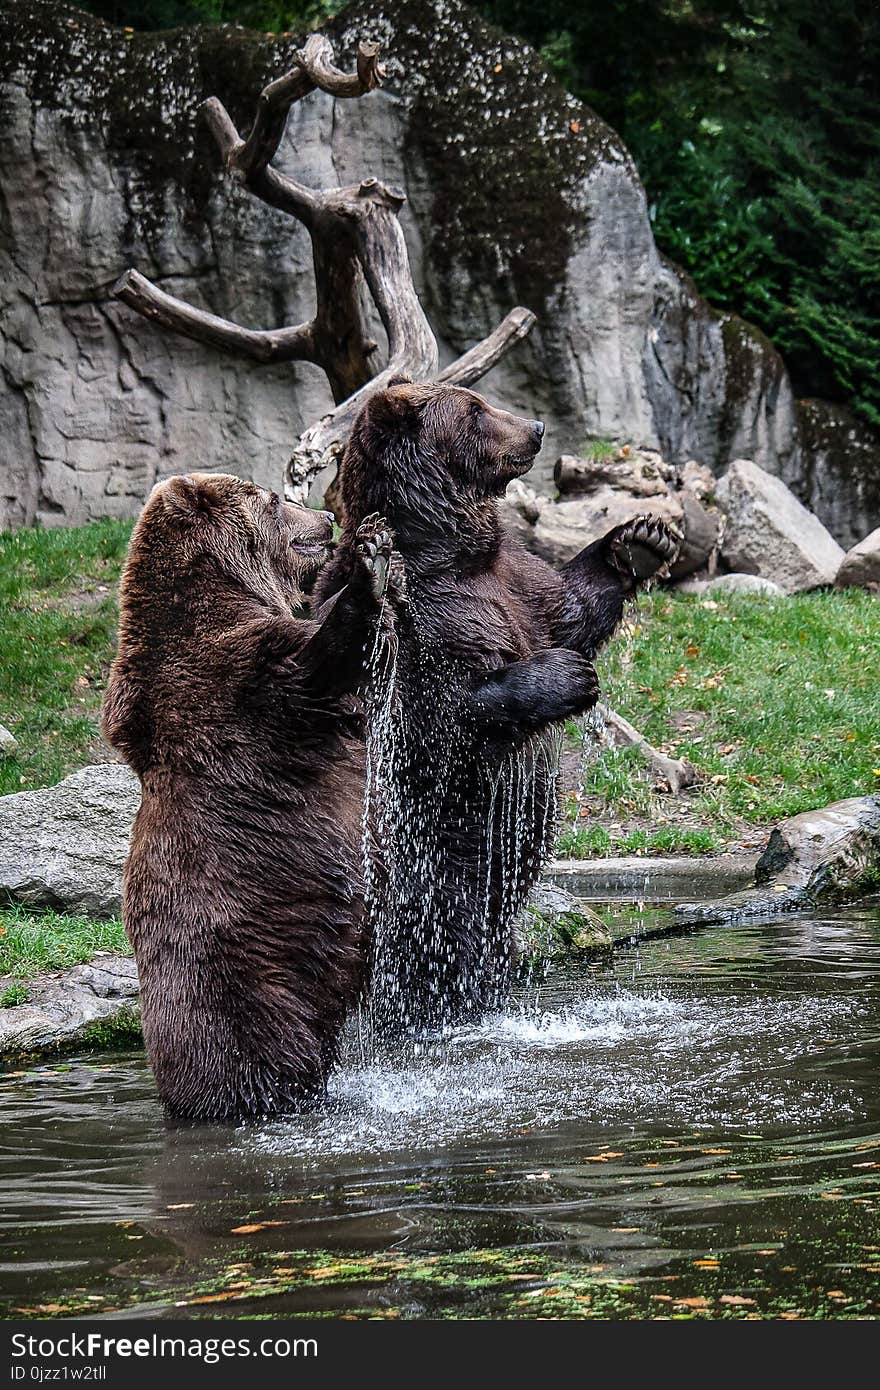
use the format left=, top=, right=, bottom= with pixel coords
left=113, top=32, right=536, bottom=502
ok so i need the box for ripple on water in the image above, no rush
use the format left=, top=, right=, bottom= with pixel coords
left=248, top=982, right=863, bottom=1161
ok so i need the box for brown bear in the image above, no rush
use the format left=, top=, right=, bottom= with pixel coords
left=318, top=383, right=678, bottom=1033
left=102, top=472, right=402, bottom=1122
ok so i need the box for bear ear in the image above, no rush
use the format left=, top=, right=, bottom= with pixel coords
left=160, top=474, right=221, bottom=523
left=363, top=379, right=430, bottom=440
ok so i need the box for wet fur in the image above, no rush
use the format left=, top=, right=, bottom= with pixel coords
left=320, top=385, right=676, bottom=1029
left=102, top=474, right=385, bottom=1122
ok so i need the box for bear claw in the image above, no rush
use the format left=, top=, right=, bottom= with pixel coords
left=607, top=514, right=681, bottom=584
left=355, top=514, right=406, bottom=604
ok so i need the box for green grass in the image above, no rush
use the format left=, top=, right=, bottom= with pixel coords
left=0, top=981, right=30, bottom=1008
left=0, top=906, right=129, bottom=981
left=557, top=823, right=721, bottom=859
left=588, top=588, right=880, bottom=825
left=582, top=436, right=617, bottom=460
left=0, top=520, right=133, bottom=796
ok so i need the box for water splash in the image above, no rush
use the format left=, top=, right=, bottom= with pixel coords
left=252, top=982, right=864, bottom=1160
left=360, top=600, right=570, bottom=1044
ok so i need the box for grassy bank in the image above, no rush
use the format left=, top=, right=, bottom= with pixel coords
left=0, top=520, right=132, bottom=797
left=558, top=587, right=880, bottom=857
left=0, top=907, right=129, bottom=988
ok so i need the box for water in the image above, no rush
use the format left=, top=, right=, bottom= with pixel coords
left=2, top=903, right=879, bottom=1319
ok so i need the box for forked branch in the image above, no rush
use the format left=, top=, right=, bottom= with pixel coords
left=202, top=34, right=383, bottom=190
left=112, top=29, right=537, bottom=502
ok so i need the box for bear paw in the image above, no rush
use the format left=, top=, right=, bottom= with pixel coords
left=355, top=513, right=407, bottom=605
left=546, top=649, right=601, bottom=716
left=606, top=515, right=681, bottom=585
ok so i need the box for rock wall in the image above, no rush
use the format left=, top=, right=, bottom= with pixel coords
left=1, top=0, right=878, bottom=543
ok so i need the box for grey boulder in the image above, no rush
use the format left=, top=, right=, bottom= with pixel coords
left=675, top=795, right=880, bottom=926
left=716, top=459, right=845, bottom=593
left=0, top=954, right=139, bottom=1056
left=835, top=527, right=880, bottom=589
left=530, top=491, right=686, bottom=567
left=0, top=764, right=140, bottom=918
left=0, top=724, right=18, bottom=757
left=514, top=881, right=612, bottom=967
left=755, top=795, right=880, bottom=903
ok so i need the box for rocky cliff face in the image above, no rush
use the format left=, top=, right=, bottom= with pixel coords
left=1, top=0, right=877, bottom=543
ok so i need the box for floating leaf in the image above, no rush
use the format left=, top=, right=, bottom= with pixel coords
left=230, top=1221, right=288, bottom=1234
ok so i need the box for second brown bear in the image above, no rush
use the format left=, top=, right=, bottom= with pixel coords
left=319, top=382, right=678, bottom=1032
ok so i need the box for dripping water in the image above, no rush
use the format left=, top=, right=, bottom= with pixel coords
left=360, top=591, right=595, bottom=1048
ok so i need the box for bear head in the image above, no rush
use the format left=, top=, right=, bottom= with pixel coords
left=133, top=472, right=334, bottom=610
left=337, top=382, right=544, bottom=547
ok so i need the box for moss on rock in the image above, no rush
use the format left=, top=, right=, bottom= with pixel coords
left=334, top=0, right=629, bottom=311
left=515, top=881, right=612, bottom=969
left=1, top=0, right=628, bottom=305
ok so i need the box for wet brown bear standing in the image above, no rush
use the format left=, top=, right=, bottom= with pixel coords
left=102, top=473, right=401, bottom=1121
left=318, top=383, right=678, bottom=1033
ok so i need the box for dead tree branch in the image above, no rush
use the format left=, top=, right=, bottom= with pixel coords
left=112, top=31, right=536, bottom=502
left=113, top=270, right=317, bottom=364
left=600, top=705, right=698, bottom=796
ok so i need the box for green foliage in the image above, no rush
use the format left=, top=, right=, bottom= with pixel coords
left=484, top=0, right=880, bottom=427
left=0, top=982, right=31, bottom=1008
left=583, top=437, right=617, bottom=461
left=0, top=906, right=130, bottom=979
left=557, top=823, right=721, bottom=859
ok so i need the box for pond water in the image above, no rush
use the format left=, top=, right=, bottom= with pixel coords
left=2, top=903, right=879, bottom=1320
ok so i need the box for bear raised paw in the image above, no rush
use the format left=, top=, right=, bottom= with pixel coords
left=605, top=515, right=682, bottom=587
left=355, top=512, right=408, bottom=606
